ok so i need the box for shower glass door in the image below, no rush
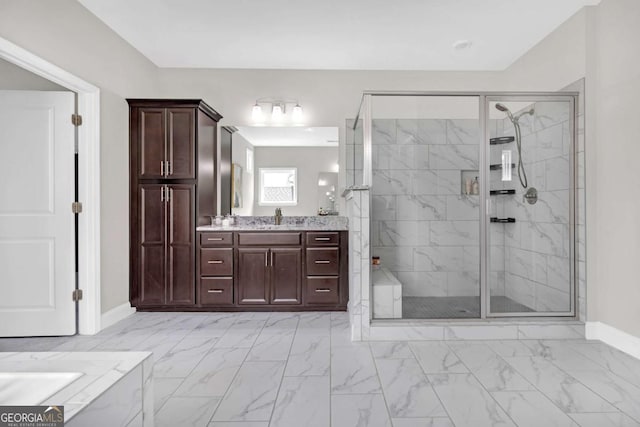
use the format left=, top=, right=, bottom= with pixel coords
left=368, top=95, right=481, bottom=319
left=486, top=96, right=575, bottom=316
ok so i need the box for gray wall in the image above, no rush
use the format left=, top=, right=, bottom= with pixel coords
left=586, top=0, right=640, bottom=337
left=0, top=58, right=66, bottom=90
left=253, top=146, right=338, bottom=216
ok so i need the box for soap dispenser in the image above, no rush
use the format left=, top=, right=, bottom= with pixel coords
left=472, top=177, right=479, bottom=195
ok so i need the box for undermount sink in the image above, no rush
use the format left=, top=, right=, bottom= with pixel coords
left=0, top=372, right=83, bottom=405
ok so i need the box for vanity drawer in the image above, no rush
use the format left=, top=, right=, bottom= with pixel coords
left=200, top=248, right=233, bottom=276
left=200, top=277, right=233, bottom=305
left=306, top=248, right=339, bottom=276
left=238, top=232, right=301, bottom=246
left=306, top=232, right=339, bottom=246
left=200, top=232, right=233, bottom=247
left=305, top=277, right=339, bottom=304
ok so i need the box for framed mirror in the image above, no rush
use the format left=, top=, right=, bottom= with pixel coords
left=225, top=126, right=339, bottom=216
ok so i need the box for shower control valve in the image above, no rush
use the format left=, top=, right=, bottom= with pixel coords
left=523, top=187, right=538, bottom=205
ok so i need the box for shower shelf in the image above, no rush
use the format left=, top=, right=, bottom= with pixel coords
left=490, top=136, right=515, bottom=145
left=490, top=189, right=516, bottom=195
left=489, top=163, right=515, bottom=170
left=490, top=217, right=516, bottom=223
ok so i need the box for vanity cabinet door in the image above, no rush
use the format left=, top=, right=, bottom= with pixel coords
left=138, top=108, right=166, bottom=179
left=138, top=184, right=166, bottom=305
left=270, top=248, right=302, bottom=305
left=237, top=247, right=269, bottom=304
left=166, top=184, right=195, bottom=305
left=166, top=108, right=195, bottom=179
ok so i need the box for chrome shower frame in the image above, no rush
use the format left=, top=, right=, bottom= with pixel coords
left=357, top=91, right=578, bottom=320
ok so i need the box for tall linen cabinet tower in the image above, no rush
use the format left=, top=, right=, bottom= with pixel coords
left=128, top=99, right=222, bottom=309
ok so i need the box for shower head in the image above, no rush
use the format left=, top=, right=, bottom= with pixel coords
left=495, top=103, right=514, bottom=120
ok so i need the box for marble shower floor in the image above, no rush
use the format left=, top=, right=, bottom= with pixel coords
left=402, top=296, right=534, bottom=319
left=1, top=312, right=640, bottom=427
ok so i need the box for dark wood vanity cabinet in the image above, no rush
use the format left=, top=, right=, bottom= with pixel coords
left=197, top=230, right=348, bottom=311
left=129, top=99, right=222, bottom=309
left=236, top=246, right=302, bottom=305
left=138, top=183, right=196, bottom=306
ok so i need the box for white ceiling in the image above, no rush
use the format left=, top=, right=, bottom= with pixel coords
left=78, top=0, right=599, bottom=71
left=237, top=126, right=339, bottom=147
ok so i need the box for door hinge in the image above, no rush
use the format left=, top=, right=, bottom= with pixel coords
left=71, top=114, right=83, bottom=126
left=72, top=202, right=83, bottom=214
left=72, top=289, right=83, bottom=302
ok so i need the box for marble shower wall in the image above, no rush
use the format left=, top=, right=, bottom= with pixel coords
left=493, top=99, right=578, bottom=314
left=366, top=118, right=482, bottom=300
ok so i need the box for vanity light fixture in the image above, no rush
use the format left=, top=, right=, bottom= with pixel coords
left=251, top=103, right=263, bottom=122
left=251, top=98, right=304, bottom=124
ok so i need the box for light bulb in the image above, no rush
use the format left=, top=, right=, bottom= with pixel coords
left=292, top=104, right=303, bottom=122
left=251, top=103, right=263, bottom=122
left=272, top=104, right=284, bottom=121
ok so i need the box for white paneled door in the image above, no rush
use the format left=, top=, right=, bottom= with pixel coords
left=0, top=90, right=76, bottom=336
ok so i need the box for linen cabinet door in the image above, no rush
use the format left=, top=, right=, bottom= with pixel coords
left=270, top=247, right=302, bottom=305
left=166, top=184, right=195, bottom=305
left=138, top=184, right=166, bottom=305
left=237, top=248, right=269, bottom=305
left=138, top=108, right=166, bottom=179
left=166, top=108, right=195, bottom=179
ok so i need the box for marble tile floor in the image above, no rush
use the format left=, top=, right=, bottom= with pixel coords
left=1, top=311, right=640, bottom=427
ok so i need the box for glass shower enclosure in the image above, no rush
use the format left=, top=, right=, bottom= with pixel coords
left=349, top=92, right=577, bottom=320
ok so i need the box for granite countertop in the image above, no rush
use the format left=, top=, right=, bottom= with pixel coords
left=197, top=215, right=348, bottom=231
left=0, top=351, right=152, bottom=422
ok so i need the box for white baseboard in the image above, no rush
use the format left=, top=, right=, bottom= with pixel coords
left=586, top=321, right=640, bottom=360
left=100, top=302, right=136, bottom=331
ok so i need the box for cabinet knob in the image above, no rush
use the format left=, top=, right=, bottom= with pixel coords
left=315, top=288, right=331, bottom=293
left=207, top=289, right=223, bottom=293
left=207, top=260, right=224, bottom=264
left=207, top=237, right=223, bottom=241
left=314, top=260, right=331, bottom=264
left=315, top=237, right=331, bottom=241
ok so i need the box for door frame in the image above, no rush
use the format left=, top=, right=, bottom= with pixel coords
left=0, top=36, right=102, bottom=335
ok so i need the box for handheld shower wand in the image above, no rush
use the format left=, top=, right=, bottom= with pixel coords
left=495, top=103, right=534, bottom=189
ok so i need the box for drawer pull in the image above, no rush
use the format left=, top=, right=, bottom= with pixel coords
left=207, top=237, right=224, bottom=241
left=315, top=288, right=331, bottom=293
left=315, top=237, right=331, bottom=241
left=207, top=260, right=224, bottom=264
left=314, top=260, right=331, bottom=264
left=207, top=289, right=224, bottom=293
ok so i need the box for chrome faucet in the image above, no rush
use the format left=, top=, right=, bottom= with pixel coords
left=274, top=208, right=283, bottom=225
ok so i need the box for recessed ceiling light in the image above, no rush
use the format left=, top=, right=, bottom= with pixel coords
left=453, top=39, right=473, bottom=50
